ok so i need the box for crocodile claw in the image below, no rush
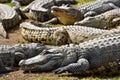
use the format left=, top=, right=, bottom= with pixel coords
left=53, top=67, right=67, bottom=74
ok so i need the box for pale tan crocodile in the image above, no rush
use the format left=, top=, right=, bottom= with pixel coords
left=20, top=22, right=120, bottom=46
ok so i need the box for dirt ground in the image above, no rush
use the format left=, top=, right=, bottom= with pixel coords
left=0, top=26, right=23, bottom=45
left=0, top=21, right=81, bottom=80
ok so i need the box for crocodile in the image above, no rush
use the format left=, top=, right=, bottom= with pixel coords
left=22, top=0, right=77, bottom=22
left=75, top=8, right=120, bottom=29
left=41, top=0, right=120, bottom=25
left=0, top=43, right=49, bottom=73
left=0, top=3, right=20, bottom=38
left=41, top=5, right=83, bottom=25
left=19, top=34, right=120, bottom=75
left=11, top=0, right=28, bottom=19
left=20, top=22, right=120, bottom=46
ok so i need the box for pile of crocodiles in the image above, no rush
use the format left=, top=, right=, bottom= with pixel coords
left=0, top=0, right=120, bottom=75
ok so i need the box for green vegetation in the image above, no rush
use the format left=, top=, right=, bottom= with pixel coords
left=4, top=3, right=13, bottom=7
left=74, top=0, right=95, bottom=7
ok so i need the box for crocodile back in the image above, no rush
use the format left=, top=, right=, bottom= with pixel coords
left=78, top=34, right=120, bottom=68
left=78, top=0, right=120, bottom=16
left=64, top=25, right=108, bottom=44
left=55, top=34, right=120, bottom=69
left=20, top=22, right=59, bottom=45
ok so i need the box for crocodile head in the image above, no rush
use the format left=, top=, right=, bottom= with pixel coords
left=19, top=47, right=78, bottom=72
left=19, top=49, right=64, bottom=72
left=51, top=5, right=84, bottom=25
left=74, top=17, right=103, bottom=28
left=14, top=43, right=48, bottom=58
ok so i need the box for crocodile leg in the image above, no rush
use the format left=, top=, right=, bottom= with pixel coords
left=14, top=52, right=26, bottom=66
left=111, top=17, right=120, bottom=27
left=42, top=17, right=60, bottom=25
left=54, top=58, right=89, bottom=74
left=0, top=22, right=7, bottom=38
left=112, top=17, right=120, bottom=23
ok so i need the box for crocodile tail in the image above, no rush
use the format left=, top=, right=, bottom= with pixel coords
left=0, top=22, right=7, bottom=38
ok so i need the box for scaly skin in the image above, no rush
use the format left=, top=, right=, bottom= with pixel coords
left=0, top=43, right=48, bottom=73
left=22, top=0, right=77, bottom=22
left=75, top=8, right=120, bottom=29
left=0, top=4, right=20, bottom=38
left=19, top=34, right=120, bottom=74
left=44, top=0, right=120, bottom=25
left=78, top=0, right=120, bottom=17
left=20, top=22, right=120, bottom=46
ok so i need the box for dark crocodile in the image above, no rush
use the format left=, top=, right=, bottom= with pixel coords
left=43, top=0, right=120, bottom=25
left=20, top=22, right=120, bottom=46
left=0, top=43, right=48, bottom=73
left=0, top=3, right=20, bottom=38
left=22, top=0, right=77, bottom=22
left=75, top=8, right=120, bottom=29
left=19, top=34, right=120, bottom=75
left=78, top=0, right=120, bottom=17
